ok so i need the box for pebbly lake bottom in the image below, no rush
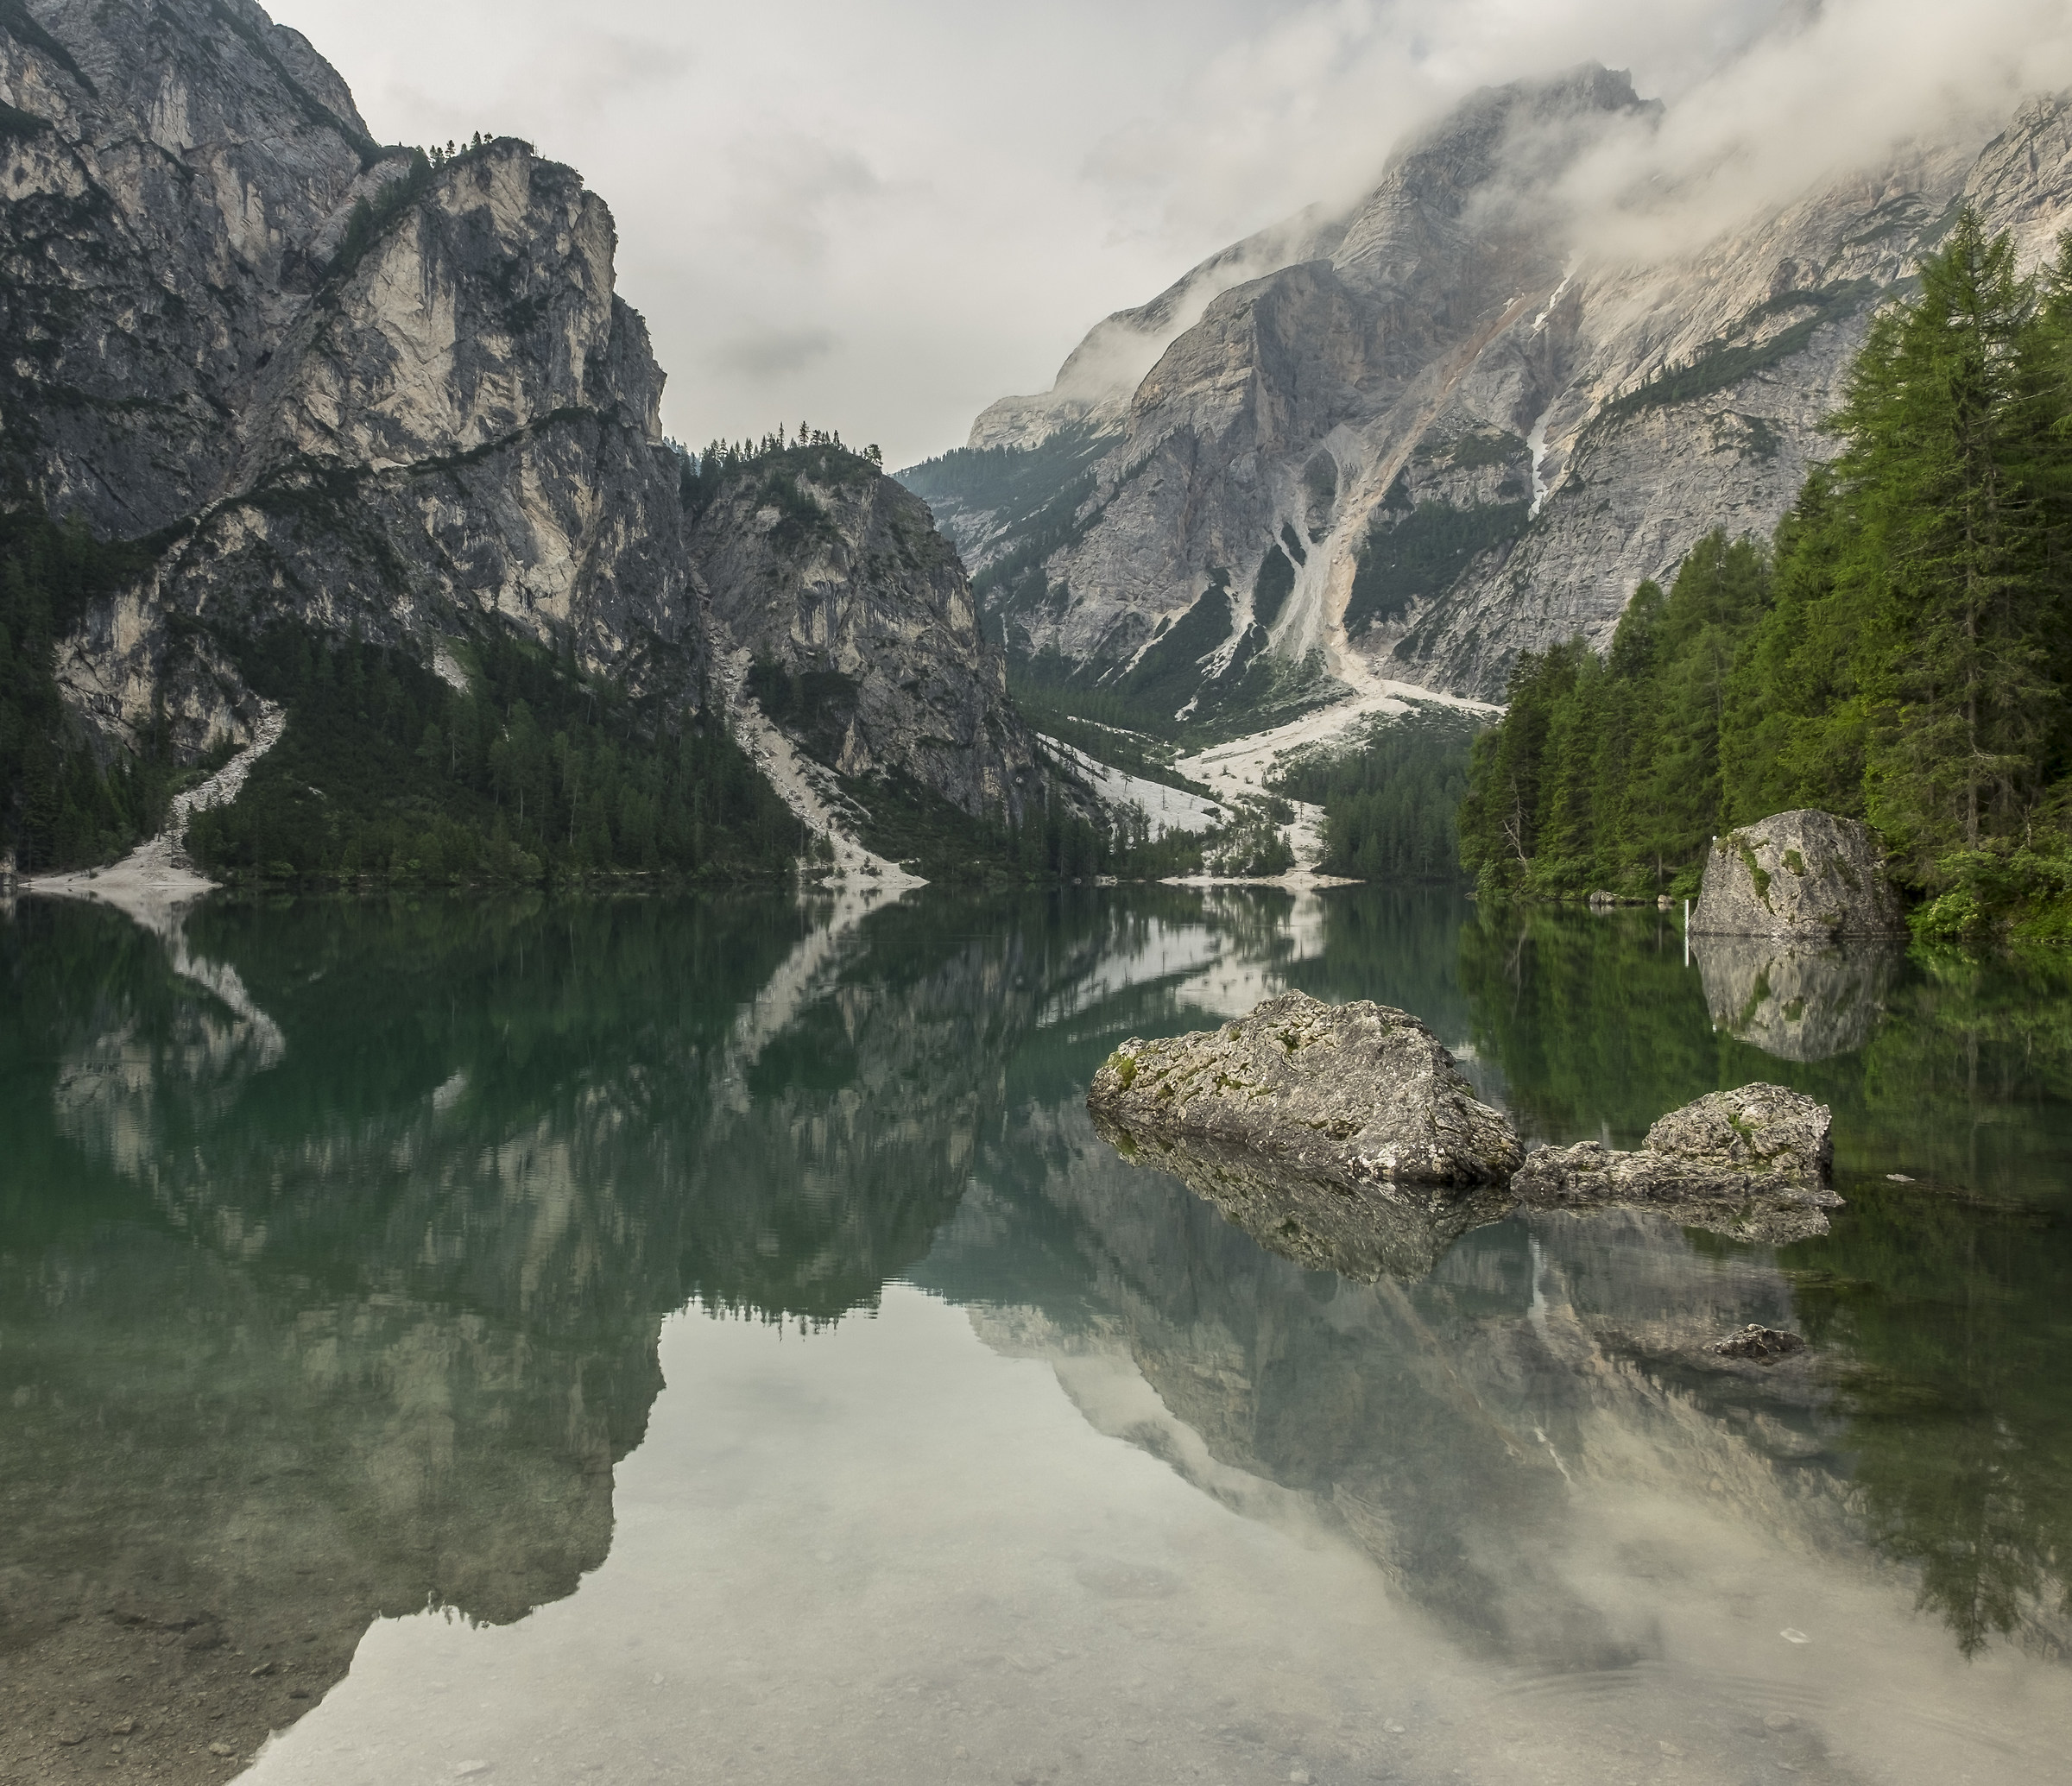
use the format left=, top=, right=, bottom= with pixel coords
left=0, top=885, right=2067, bottom=1786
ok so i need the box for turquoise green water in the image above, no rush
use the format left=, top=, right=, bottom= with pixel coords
left=1, top=887, right=2066, bottom=1785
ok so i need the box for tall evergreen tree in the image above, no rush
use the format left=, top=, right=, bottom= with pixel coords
left=1833, top=210, right=2056, bottom=861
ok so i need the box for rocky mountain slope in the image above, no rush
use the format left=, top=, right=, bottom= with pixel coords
left=906, top=68, right=2072, bottom=713
left=0, top=0, right=1037, bottom=867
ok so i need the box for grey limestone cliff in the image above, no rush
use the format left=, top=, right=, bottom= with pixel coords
left=691, top=450, right=1040, bottom=820
left=0, top=0, right=1031, bottom=829
left=913, top=70, right=2072, bottom=712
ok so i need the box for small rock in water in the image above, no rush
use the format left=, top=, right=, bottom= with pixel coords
left=1764, top=1713, right=1797, bottom=1732
left=209, top=1741, right=236, bottom=1757
left=1779, top=1628, right=1811, bottom=1644
left=454, top=1764, right=492, bottom=1779
left=1712, top=1324, right=1807, bottom=1362
left=1512, top=1085, right=1841, bottom=1244
left=1291, top=1770, right=1313, bottom=1783
left=1886, top=1172, right=1914, bottom=1183
left=1384, top=1720, right=1406, bottom=1734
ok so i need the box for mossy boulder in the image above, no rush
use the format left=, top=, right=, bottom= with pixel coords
left=1087, top=991, right=1521, bottom=1192
left=1690, top=810, right=1903, bottom=937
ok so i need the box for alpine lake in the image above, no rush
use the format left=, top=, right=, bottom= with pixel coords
left=1, top=882, right=2067, bottom=1786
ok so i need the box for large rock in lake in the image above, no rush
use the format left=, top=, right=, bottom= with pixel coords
left=1087, top=992, right=1522, bottom=1190
left=1690, top=811, right=1904, bottom=937
left=1512, top=1084, right=1843, bottom=1243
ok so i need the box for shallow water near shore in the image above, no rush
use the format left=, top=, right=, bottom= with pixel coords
left=2, top=886, right=2067, bottom=1786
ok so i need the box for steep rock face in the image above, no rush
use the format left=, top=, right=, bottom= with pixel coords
left=919, top=73, right=2072, bottom=710
left=692, top=453, right=1040, bottom=819
left=0, top=0, right=376, bottom=533
left=967, top=204, right=1349, bottom=453
left=2, top=0, right=1027, bottom=830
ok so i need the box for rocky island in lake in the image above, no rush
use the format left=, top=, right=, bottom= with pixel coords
left=1090, top=994, right=1847, bottom=1272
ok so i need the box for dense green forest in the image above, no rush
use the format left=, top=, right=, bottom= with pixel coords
left=1462, top=213, right=2072, bottom=942
left=187, top=628, right=801, bottom=885
left=1273, top=712, right=1480, bottom=881
left=0, top=509, right=178, bottom=873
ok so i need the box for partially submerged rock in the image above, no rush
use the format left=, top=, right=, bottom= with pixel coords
left=1513, top=1084, right=1842, bottom=1244
left=1690, top=810, right=1905, bottom=937
left=1088, top=992, right=1522, bottom=1191
left=1711, top=1324, right=1808, bottom=1363
left=1090, top=994, right=1848, bottom=1270
left=1092, top=1126, right=1515, bottom=1281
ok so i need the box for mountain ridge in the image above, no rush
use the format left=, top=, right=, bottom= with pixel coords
left=905, top=67, right=2072, bottom=715
left=0, top=0, right=1044, bottom=877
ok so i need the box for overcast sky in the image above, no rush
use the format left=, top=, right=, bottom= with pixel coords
left=263, top=1, right=2072, bottom=468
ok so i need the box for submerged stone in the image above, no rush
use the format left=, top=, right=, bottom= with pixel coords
left=1712, top=1324, right=1808, bottom=1363
left=1087, top=991, right=1523, bottom=1191
left=1089, top=1123, right=1516, bottom=1280
left=1690, top=809, right=1905, bottom=938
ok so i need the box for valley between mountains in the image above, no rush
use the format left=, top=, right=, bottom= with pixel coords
left=9, top=2, right=2072, bottom=892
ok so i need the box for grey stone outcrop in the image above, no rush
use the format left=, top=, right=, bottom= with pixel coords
left=1512, top=1084, right=1841, bottom=1244
left=1089, top=994, right=1851, bottom=1263
left=1087, top=991, right=1523, bottom=1191
left=1711, top=1325, right=1807, bottom=1363
left=1690, top=811, right=1905, bottom=938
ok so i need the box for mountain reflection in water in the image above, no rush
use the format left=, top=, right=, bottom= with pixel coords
left=0, top=887, right=2066, bottom=1785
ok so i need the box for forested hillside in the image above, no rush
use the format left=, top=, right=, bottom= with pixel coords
left=1461, top=213, right=2072, bottom=942
left=1273, top=713, right=1480, bottom=883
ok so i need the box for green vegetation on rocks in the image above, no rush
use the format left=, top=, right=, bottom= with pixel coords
left=0, top=509, right=175, bottom=872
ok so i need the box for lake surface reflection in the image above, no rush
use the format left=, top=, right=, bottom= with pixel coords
left=1, top=887, right=2066, bottom=1786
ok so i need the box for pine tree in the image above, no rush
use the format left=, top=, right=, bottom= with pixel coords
left=1834, top=210, right=2056, bottom=861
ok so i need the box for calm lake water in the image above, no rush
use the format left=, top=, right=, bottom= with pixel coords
left=2, top=885, right=2067, bottom=1786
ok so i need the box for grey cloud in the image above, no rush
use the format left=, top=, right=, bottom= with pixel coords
left=712, top=328, right=840, bottom=380
left=264, top=0, right=2072, bottom=466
